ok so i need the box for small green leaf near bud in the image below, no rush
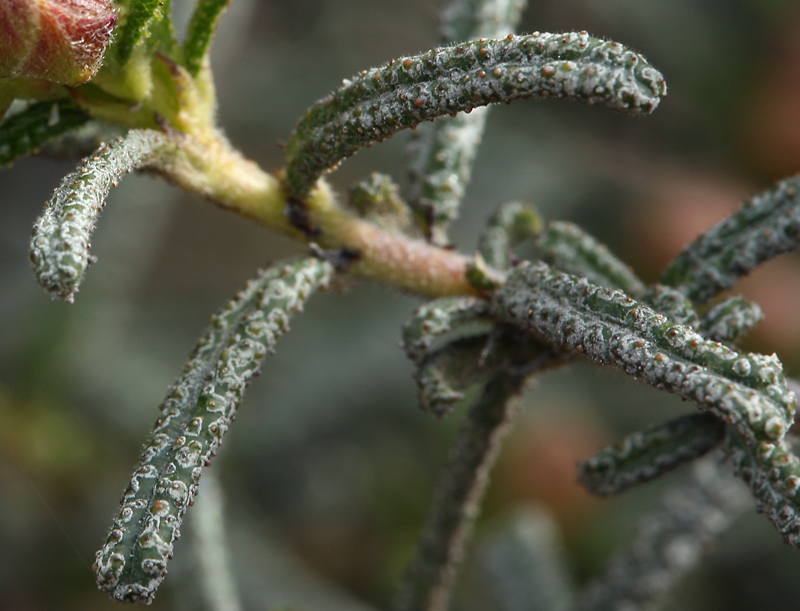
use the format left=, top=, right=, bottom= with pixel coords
left=348, top=172, right=412, bottom=232
left=466, top=251, right=505, bottom=292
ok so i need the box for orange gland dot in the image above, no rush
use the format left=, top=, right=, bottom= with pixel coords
left=414, top=97, right=424, bottom=107
left=404, top=59, right=413, bottom=68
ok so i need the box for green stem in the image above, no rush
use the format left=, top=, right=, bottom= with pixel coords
left=155, top=131, right=480, bottom=298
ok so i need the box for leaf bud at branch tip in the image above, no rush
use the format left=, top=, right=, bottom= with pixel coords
left=0, top=0, right=117, bottom=85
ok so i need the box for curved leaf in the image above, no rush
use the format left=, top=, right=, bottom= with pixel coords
left=578, top=413, right=725, bottom=497
left=661, top=175, right=800, bottom=304
left=414, top=327, right=561, bottom=417
left=29, top=129, right=175, bottom=302
left=284, top=32, right=666, bottom=200
left=402, top=296, right=489, bottom=363
left=183, top=0, right=234, bottom=76
left=492, top=261, right=796, bottom=445
left=95, top=258, right=334, bottom=603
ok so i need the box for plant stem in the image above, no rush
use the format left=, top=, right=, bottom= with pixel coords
left=156, top=129, right=480, bottom=298
left=393, top=371, right=526, bottom=611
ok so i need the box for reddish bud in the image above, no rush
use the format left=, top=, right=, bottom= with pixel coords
left=0, top=0, right=117, bottom=85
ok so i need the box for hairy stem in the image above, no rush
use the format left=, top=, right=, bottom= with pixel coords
left=156, top=130, right=479, bottom=298
left=394, top=371, right=527, bottom=611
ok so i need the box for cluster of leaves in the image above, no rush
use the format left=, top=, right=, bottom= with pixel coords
left=3, top=0, right=800, bottom=609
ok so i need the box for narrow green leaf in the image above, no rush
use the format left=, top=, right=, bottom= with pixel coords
left=641, top=284, right=699, bottom=328
left=699, top=296, right=763, bottom=343
left=577, top=459, right=749, bottom=611
left=535, top=221, right=646, bottom=297
left=183, top=0, right=234, bottom=76
left=478, top=506, right=575, bottom=611
left=117, top=0, right=170, bottom=63
left=491, top=261, right=796, bottom=445
left=661, top=175, right=800, bottom=304
left=578, top=413, right=725, bottom=497
left=726, top=432, right=800, bottom=549
left=0, top=99, right=90, bottom=167
left=395, top=371, right=527, bottom=611
left=406, top=0, right=527, bottom=243
left=30, top=129, right=175, bottom=302
left=402, top=296, right=489, bottom=363
left=284, top=32, right=666, bottom=201
left=477, top=201, right=542, bottom=269
left=95, top=258, right=334, bottom=603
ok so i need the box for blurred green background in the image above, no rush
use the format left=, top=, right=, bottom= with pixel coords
left=2, top=0, right=800, bottom=609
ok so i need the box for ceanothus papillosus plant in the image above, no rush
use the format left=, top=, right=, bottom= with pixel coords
left=2, top=0, right=800, bottom=608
